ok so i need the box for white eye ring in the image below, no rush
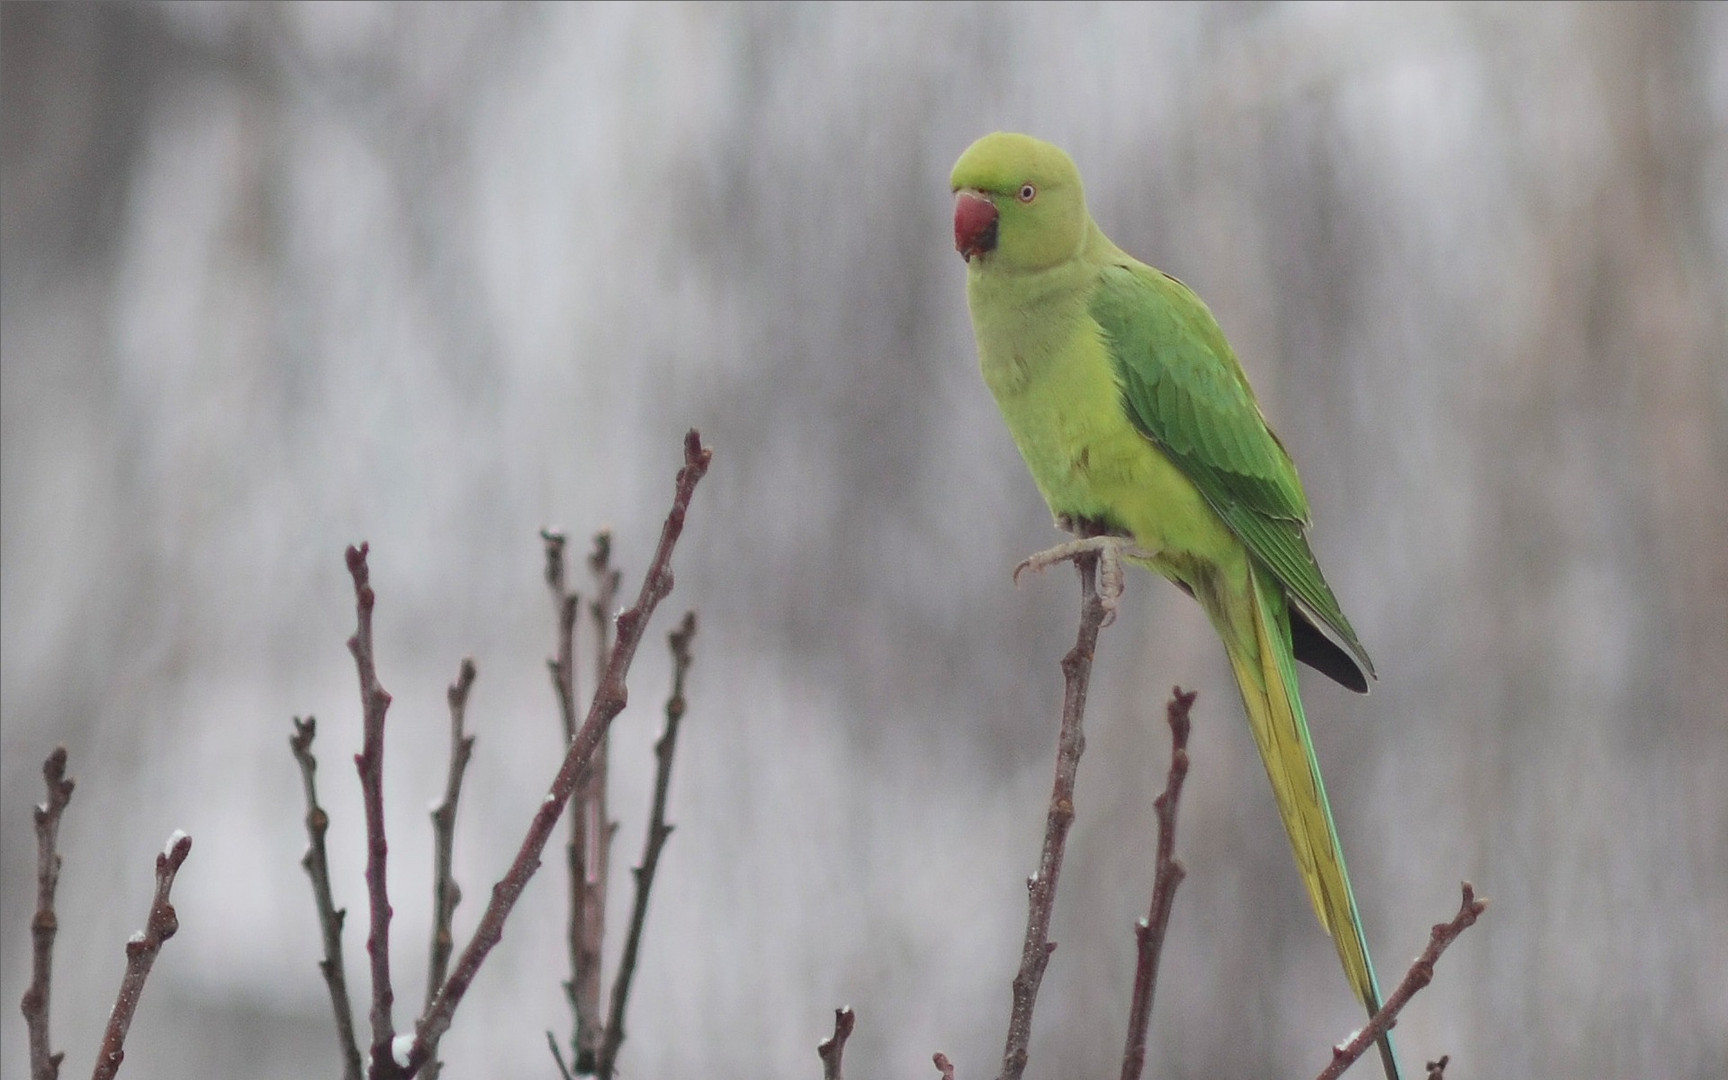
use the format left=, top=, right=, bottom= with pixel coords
left=1017, top=183, right=1037, bottom=203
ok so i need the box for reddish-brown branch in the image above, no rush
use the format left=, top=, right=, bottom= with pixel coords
left=345, top=542, right=403, bottom=1078
left=933, top=1052, right=957, bottom=1080
left=91, top=832, right=192, bottom=1080
left=596, top=611, right=697, bottom=1079
left=999, top=550, right=1108, bottom=1080
left=400, top=429, right=711, bottom=1075
left=1119, top=688, right=1196, bottom=1080
left=420, top=658, right=478, bottom=1080
left=21, top=746, right=74, bottom=1080
left=817, top=1006, right=856, bottom=1080
left=290, top=717, right=365, bottom=1080
left=1316, top=883, right=1488, bottom=1080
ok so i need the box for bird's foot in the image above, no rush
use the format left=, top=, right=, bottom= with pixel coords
left=1012, top=535, right=1159, bottom=624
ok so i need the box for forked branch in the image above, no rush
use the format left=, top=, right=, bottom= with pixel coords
left=1316, top=883, right=1487, bottom=1080
left=398, top=429, right=712, bottom=1074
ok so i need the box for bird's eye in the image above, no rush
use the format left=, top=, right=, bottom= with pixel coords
left=1017, top=183, right=1037, bottom=203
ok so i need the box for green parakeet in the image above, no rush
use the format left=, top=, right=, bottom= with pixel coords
left=952, top=131, right=1400, bottom=1080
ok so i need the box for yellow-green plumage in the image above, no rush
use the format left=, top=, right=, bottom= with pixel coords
left=953, top=132, right=1399, bottom=1080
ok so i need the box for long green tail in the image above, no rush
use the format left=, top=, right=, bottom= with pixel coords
left=1222, top=562, right=1402, bottom=1080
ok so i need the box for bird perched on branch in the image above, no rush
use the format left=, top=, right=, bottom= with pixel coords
left=951, top=131, right=1400, bottom=1080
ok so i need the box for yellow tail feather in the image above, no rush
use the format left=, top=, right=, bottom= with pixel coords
left=1222, top=563, right=1401, bottom=1079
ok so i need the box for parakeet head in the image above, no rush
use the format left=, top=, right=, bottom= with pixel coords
left=950, top=132, right=1088, bottom=271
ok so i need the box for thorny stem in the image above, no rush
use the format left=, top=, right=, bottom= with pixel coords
left=421, top=658, right=478, bottom=1080
left=400, top=429, right=712, bottom=1075
left=91, top=833, right=192, bottom=1080
left=999, top=550, right=1108, bottom=1080
left=596, top=611, right=697, bottom=1079
left=290, top=718, right=364, bottom=1080
left=1119, top=688, right=1196, bottom=1080
left=21, top=746, right=74, bottom=1080
left=1316, top=883, right=1488, bottom=1080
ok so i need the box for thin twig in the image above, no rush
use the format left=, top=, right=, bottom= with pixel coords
left=400, top=429, right=712, bottom=1075
left=421, top=658, right=478, bottom=1080
left=596, top=611, right=697, bottom=1079
left=345, top=542, right=401, bottom=1077
left=546, top=1031, right=577, bottom=1080
left=1425, top=1055, right=1450, bottom=1079
left=933, top=1052, right=957, bottom=1080
left=999, top=549, right=1108, bottom=1080
left=22, top=746, right=74, bottom=1080
left=1119, top=687, right=1196, bottom=1080
left=572, top=531, right=623, bottom=1070
left=290, top=718, right=364, bottom=1080
left=91, top=832, right=192, bottom=1080
left=539, top=529, right=589, bottom=1070
left=817, top=1006, right=856, bottom=1080
left=1316, top=883, right=1488, bottom=1080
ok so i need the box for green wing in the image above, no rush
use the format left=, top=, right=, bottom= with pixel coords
left=1090, top=262, right=1375, bottom=682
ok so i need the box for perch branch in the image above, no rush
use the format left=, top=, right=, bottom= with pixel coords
left=596, top=611, right=697, bottom=1079
left=999, top=549, right=1109, bottom=1080
left=1316, top=883, right=1488, bottom=1080
left=401, top=429, right=712, bottom=1075
left=345, top=542, right=402, bottom=1076
left=21, top=746, right=74, bottom=1080
left=290, top=717, right=364, bottom=1080
left=91, top=832, right=192, bottom=1080
left=1118, top=687, right=1196, bottom=1080
left=817, top=1006, right=856, bottom=1080
left=420, top=658, right=478, bottom=1080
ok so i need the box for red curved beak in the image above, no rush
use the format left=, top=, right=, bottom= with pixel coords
left=954, top=191, right=999, bottom=261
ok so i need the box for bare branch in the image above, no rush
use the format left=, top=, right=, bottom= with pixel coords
left=290, top=718, right=364, bottom=1080
left=999, top=549, right=1109, bottom=1080
left=21, top=746, right=74, bottom=1080
left=570, top=529, right=623, bottom=1070
left=421, top=658, right=478, bottom=1080
left=402, top=429, right=712, bottom=1075
left=1316, top=883, right=1488, bottom=1080
left=540, top=529, right=589, bottom=1069
left=345, top=542, right=402, bottom=1077
left=817, top=1006, right=856, bottom=1080
left=91, top=832, right=192, bottom=1080
left=1119, top=688, right=1196, bottom=1080
left=546, top=1031, right=577, bottom=1080
left=596, top=611, right=697, bottom=1079
left=933, top=1052, right=957, bottom=1080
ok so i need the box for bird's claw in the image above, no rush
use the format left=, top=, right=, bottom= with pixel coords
left=1012, top=535, right=1158, bottom=625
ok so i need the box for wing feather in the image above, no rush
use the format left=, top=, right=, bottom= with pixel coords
left=1091, top=263, right=1375, bottom=683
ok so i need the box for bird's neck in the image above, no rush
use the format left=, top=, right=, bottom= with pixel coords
left=967, top=218, right=1120, bottom=393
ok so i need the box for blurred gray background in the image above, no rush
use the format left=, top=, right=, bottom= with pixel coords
left=4, top=3, right=1724, bottom=1078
